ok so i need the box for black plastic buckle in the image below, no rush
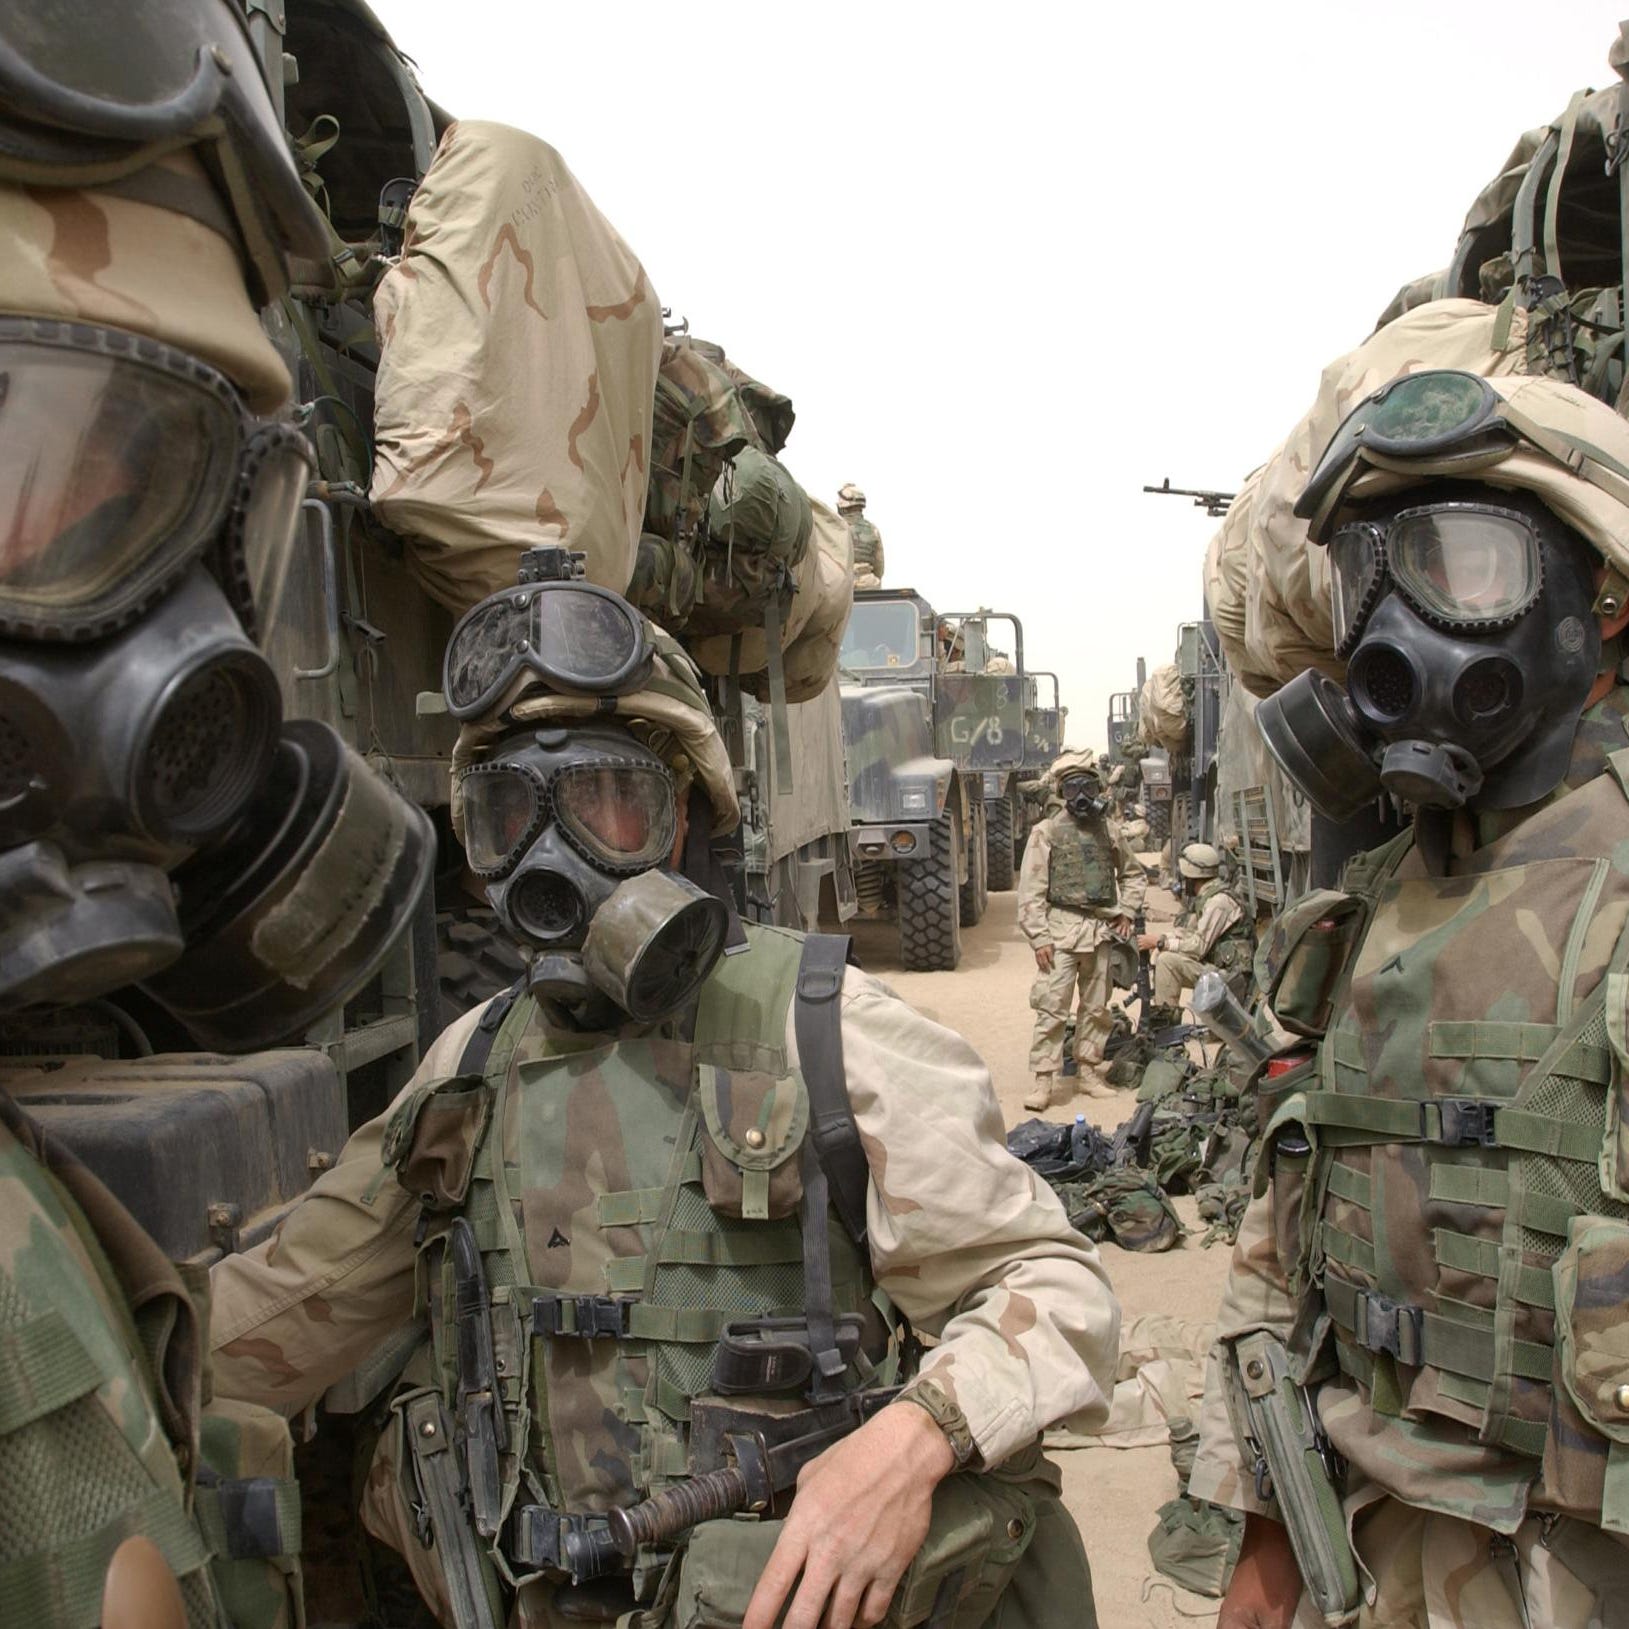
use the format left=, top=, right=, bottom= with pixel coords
left=507, top=1504, right=616, bottom=1576
left=532, top=1293, right=633, bottom=1340
left=1355, top=1291, right=1424, bottom=1365
left=1434, top=1098, right=1500, bottom=1148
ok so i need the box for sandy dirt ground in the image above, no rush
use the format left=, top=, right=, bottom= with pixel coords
left=844, top=880, right=1231, bottom=1629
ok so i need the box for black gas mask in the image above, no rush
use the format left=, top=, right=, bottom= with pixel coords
left=460, top=724, right=729, bottom=1024
left=1258, top=486, right=1601, bottom=819
left=0, top=318, right=433, bottom=1035
left=1059, top=773, right=1110, bottom=821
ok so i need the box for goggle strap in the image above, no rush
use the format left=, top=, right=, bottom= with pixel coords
left=1500, top=399, right=1629, bottom=510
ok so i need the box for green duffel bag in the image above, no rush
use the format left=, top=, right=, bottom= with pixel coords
left=1146, top=1496, right=1243, bottom=1599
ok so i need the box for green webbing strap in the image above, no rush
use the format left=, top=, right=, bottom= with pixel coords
left=1544, top=92, right=1589, bottom=295
left=1324, top=1162, right=1371, bottom=1211
left=625, top=1304, right=756, bottom=1344
left=1499, top=1417, right=1550, bottom=1458
left=1431, top=1229, right=1555, bottom=1309
left=601, top=1225, right=806, bottom=1291
left=1319, top=1227, right=1375, bottom=1277
left=193, top=1474, right=303, bottom=1560
left=1322, top=1275, right=1552, bottom=1384
left=0, top=1304, right=104, bottom=1434
left=403, top=1391, right=503, bottom=1629
left=595, top=1155, right=704, bottom=1227
left=0, top=1481, right=212, bottom=1629
left=1604, top=1442, right=1629, bottom=1534
left=1304, top=1092, right=1601, bottom=1161
left=1427, top=1164, right=1580, bottom=1237
left=88, top=164, right=237, bottom=244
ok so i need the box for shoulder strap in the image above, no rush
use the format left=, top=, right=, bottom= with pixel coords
left=793, top=934, right=869, bottom=1249
left=457, top=980, right=525, bottom=1078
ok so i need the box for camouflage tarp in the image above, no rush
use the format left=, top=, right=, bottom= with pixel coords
left=1138, top=663, right=1188, bottom=755
left=370, top=121, right=661, bottom=609
left=760, top=680, right=851, bottom=864
left=1205, top=298, right=1629, bottom=695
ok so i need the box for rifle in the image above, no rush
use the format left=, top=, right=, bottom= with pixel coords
left=1133, top=909, right=1154, bottom=1030
left=604, top=1388, right=901, bottom=1559
left=1142, top=477, right=1236, bottom=518
left=1108, top=1099, right=1155, bottom=1169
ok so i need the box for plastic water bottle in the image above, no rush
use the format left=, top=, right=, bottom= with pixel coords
left=1070, top=1112, right=1089, bottom=1167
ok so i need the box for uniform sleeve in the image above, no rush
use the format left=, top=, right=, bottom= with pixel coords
left=794, top=970, right=1120, bottom=1468
left=1015, top=820, right=1052, bottom=946
left=208, top=1005, right=488, bottom=1413
left=1187, top=1188, right=1297, bottom=1517
left=1164, top=891, right=1242, bottom=957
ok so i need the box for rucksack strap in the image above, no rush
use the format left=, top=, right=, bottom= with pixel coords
left=457, top=980, right=525, bottom=1077
left=794, top=934, right=869, bottom=1250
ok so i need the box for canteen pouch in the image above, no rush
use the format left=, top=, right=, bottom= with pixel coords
left=668, top=1465, right=1037, bottom=1629
left=197, top=1398, right=306, bottom=1629
left=382, top=1073, right=492, bottom=1211
left=1222, top=1331, right=1360, bottom=1627
left=696, top=1064, right=808, bottom=1221
left=1552, top=1216, right=1629, bottom=1532
left=1254, top=892, right=1365, bottom=1041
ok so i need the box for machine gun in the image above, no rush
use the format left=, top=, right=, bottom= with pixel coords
left=1108, top=1098, right=1156, bottom=1169
left=1142, top=477, right=1236, bottom=518
left=1132, top=909, right=1155, bottom=1029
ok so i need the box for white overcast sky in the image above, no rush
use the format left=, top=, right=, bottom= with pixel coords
left=370, top=0, right=1622, bottom=750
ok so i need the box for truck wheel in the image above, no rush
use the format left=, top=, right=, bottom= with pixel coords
left=437, top=903, right=529, bottom=1028
left=960, top=798, right=987, bottom=927
left=1146, top=799, right=1171, bottom=846
left=986, top=790, right=1018, bottom=891
left=899, top=813, right=962, bottom=971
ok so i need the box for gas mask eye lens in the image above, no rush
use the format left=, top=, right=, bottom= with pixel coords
left=460, top=767, right=545, bottom=878
left=234, top=426, right=314, bottom=643
left=1329, top=524, right=1384, bottom=658
left=554, top=763, right=675, bottom=872
left=1388, top=508, right=1538, bottom=628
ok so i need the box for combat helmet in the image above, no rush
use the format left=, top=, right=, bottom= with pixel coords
left=1178, top=842, right=1222, bottom=881
left=837, top=482, right=866, bottom=512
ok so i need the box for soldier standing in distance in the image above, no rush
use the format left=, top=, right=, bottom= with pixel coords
left=837, top=481, right=885, bottom=587
left=1138, top=841, right=1253, bottom=1012
left=0, top=2, right=428, bottom=1623
left=1016, top=751, right=1146, bottom=1109
left=1194, top=366, right=1629, bottom=1627
left=209, top=582, right=1119, bottom=1629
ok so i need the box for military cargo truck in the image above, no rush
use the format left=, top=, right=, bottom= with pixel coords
left=1005, top=669, right=1065, bottom=867
left=838, top=590, right=1027, bottom=969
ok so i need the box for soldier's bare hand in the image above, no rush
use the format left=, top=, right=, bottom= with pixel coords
left=743, top=1402, right=956, bottom=1629
left=1216, top=1514, right=1303, bottom=1629
left=1135, top=933, right=1160, bottom=952
left=1111, top=915, right=1134, bottom=937
left=1034, top=945, right=1055, bottom=973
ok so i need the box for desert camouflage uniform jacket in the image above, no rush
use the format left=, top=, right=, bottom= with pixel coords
left=1016, top=812, right=1147, bottom=953
left=1158, top=886, right=1244, bottom=959
left=210, top=963, right=1119, bottom=1471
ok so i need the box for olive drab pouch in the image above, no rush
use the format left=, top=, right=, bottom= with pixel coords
left=381, top=1072, right=493, bottom=1212
left=666, top=1463, right=1040, bottom=1629
left=1552, top=1216, right=1629, bottom=1533
left=196, top=1397, right=305, bottom=1629
left=1601, top=971, right=1629, bottom=1202
left=696, top=1064, right=809, bottom=1221
left=1253, top=890, right=1366, bottom=1041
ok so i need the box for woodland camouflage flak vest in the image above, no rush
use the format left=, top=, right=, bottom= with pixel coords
left=1045, top=814, right=1117, bottom=911
left=1272, top=756, right=1629, bottom=1533
left=846, top=515, right=882, bottom=576
left=1195, top=881, right=1255, bottom=974
left=382, top=925, right=899, bottom=1594
left=0, top=1103, right=302, bottom=1629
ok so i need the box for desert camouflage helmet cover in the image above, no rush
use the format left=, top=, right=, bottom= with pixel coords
left=837, top=482, right=866, bottom=509
left=0, top=154, right=292, bottom=411
left=451, top=617, right=740, bottom=840
left=1048, top=749, right=1099, bottom=786
left=1178, top=842, right=1222, bottom=880
left=1206, top=300, right=1629, bottom=695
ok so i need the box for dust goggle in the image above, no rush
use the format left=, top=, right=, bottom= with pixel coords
left=443, top=580, right=654, bottom=721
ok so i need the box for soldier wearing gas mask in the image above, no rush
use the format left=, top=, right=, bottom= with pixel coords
left=0, top=2, right=431, bottom=1625
left=1016, top=750, right=1146, bottom=1109
left=209, top=563, right=1120, bottom=1629
left=1192, top=370, right=1629, bottom=1628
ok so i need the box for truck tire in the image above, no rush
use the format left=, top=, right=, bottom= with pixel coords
left=437, top=903, right=530, bottom=1028
left=959, top=798, right=987, bottom=927
left=899, top=813, right=962, bottom=971
left=1146, top=799, right=1171, bottom=846
left=1171, top=792, right=1192, bottom=853
left=986, top=790, right=1018, bottom=891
